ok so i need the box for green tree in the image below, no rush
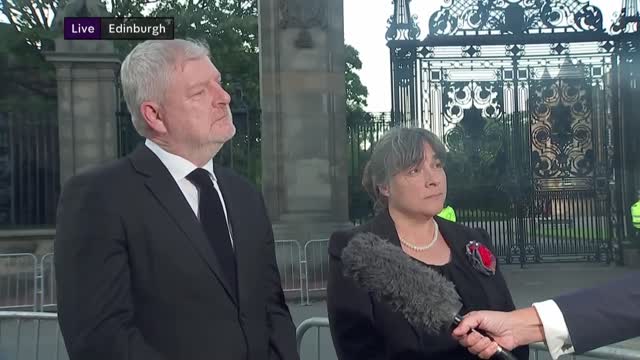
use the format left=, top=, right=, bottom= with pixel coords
left=0, top=0, right=151, bottom=47
left=345, top=44, right=368, bottom=113
left=344, top=44, right=374, bottom=221
left=0, top=0, right=150, bottom=111
left=0, top=22, right=56, bottom=111
left=345, top=43, right=371, bottom=142
left=2, top=0, right=371, bottom=187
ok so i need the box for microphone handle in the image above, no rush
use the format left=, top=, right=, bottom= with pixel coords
left=453, top=314, right=518, bottom=360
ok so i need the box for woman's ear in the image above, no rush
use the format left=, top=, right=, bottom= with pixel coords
left=378, top=184, right=390, bottom=197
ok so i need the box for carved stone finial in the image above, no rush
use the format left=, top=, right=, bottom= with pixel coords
left=279, top=0, right=327, bottom=48
left=279, top=0, right=327, bottom=29
left=52, top=0, right=111, bottom=32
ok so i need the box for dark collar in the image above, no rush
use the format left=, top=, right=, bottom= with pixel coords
left=368, top=208, right=471, bottom=262
left=128, top=142, right=166, bottom=178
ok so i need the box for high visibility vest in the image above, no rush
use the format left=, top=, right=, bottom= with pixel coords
left=438, top=206, right=457, bottom=222
left=632, top=200, right=640, bottom=229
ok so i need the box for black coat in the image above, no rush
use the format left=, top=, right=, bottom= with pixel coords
left=327, top=209, right=529, bottom=360
left=54, top=144, right=299, bottom=360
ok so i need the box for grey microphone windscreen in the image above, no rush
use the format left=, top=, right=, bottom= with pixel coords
left=341, top=231, right=463, bottom=334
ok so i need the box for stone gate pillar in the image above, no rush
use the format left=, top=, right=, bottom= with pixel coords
left=44, top=0, right=120, bottom=185
left=259, top=0, right=351, bottom=242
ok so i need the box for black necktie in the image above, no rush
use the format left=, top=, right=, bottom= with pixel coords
left=186, top=168, right=237, bottom=299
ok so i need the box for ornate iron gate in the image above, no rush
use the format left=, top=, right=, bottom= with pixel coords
left=387, top=0, right=639, bottom=264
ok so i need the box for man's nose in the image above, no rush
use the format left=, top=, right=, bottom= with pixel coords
left=218, top=88, right=231, bottom=105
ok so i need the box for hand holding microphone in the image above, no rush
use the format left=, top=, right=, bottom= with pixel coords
left=451, top=308, right=544, bottom=359
left=340, top=232, right=518, bottom=360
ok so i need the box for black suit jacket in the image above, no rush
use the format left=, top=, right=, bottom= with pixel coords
left=554, top=271, right=640, bottom=354
left=327, top=209, right=529, bottom=360
left=54, top=144, right=298, bottom=360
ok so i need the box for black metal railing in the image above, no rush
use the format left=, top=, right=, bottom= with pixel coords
left=0, top=111, right=59, bottom=228
left=214, top=83, right=261, bottom=186
left=115, top=101, right=144, bottom=158
left=527, top=190, right=611, bottom=262
left=347, top=112, right=395, bottom=223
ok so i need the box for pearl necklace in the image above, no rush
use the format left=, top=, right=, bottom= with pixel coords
left=399, top=219, right=439, bottom=252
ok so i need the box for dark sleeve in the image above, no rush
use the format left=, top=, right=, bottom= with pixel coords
left=54, top=173, right=167, bottom=360
left=326, top=230, right=386, bottom=360
left=553, top=271, right=640, bottom=354
left=259, top=196, right=299, bottom=360
left=476, top=228, right=530, bottom=360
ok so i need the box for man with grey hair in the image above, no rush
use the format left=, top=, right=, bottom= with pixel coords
left=54, top=39, right=299, bottom=360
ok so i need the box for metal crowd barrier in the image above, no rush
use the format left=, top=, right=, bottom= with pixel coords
left=296, top=317, right=330, bottom=357
left=39, top=254, right=56, bottom=312
left=1, top=312, right=639, bottom=360
left=275, top=240, right=305, bottom=304
left=303, top=239, right=330, bottom=305
left=295, top=317, right=640, bottom=360
left=0, top=254, right=38, bottom=311
left=3, top=238, right=331, bottom=311
left=0, top=311, right=68, bottom=360
left=529, top=343, right=640, bottom=360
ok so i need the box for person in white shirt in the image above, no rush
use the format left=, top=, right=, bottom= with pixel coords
left=451, top=271, right=640, bottom=359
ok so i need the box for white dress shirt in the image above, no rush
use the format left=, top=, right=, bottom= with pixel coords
left=532, top=300, right=575, bottom=359
left=145, top=139, right=234, bottom=247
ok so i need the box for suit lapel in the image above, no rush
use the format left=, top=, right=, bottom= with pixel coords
left=435, top=218, right=492, bottom=310
left=128, top=145, right=237, bottom=306
left=434, top=217, right=468, bottom=263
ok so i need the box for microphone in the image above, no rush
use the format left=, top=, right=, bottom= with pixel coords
left=341, top=232, right=517, bottom=360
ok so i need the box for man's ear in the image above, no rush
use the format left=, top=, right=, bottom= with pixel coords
left=140, top=101, right=167, bottom=134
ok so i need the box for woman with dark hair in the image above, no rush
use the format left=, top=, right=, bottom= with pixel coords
left=326, top=127, right=528, bottom=360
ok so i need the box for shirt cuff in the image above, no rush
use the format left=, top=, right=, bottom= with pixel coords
left=532, top=300, right=574, bottom=360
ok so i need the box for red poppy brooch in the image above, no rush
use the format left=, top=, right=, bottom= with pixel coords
left=466, top=241, right=496, bottom=276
